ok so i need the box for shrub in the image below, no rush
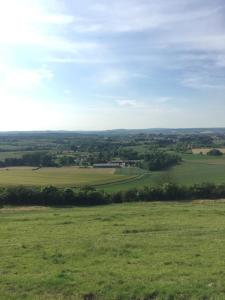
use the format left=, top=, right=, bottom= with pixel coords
left=0, top=182, right=225, bottom=207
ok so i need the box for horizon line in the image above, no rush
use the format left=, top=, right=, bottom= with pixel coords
left=0, top=127, right=225, bottom=133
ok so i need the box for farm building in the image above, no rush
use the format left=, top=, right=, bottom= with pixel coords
left=109, top=160, right=126, bottom=167
left=124, top=160, right=140, bottom=167
left=93, top=163, right=123, bottom=168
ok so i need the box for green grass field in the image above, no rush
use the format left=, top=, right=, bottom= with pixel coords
left=0, top=167, right=135, bottom=187
left=0, top=155, right=225, bottom=192
left=1, top=201, right=225, bottom=299
left=102, top=155, right=225, bottom=192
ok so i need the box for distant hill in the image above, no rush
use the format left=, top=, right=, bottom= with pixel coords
left=0, top=128, right=225, bottom=137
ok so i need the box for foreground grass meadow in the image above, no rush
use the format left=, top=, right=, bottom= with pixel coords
left=1, top=202, right=225, bottom=299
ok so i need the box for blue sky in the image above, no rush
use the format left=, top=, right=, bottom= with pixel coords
left=0, top=0, right=225, bottom=130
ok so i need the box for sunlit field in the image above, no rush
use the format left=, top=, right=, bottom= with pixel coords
left=1, top=154, right=225, bottom=193
left=1, top=201, right=225, bottom=299
left=102, top=155, right=225, bottom=192
left=0, top=167, right=135, bottom=187
left=0, top=0, right=224, bottom=297
left=192, top=148, right=225, bottom=154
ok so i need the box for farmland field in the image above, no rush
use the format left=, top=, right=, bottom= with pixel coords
left=102, top=155, right=225, bottom=192
left=192, top=148, right=225, bottom=154
left=0, top=167, right=136, bottom=187
left=1, top=201, right=225, bottom=299
left=0, top=154, right=225, bottom=191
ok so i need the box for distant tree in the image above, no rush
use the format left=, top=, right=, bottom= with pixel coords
left=119, top=149, right=139, bottom=160
left=2, top=152, right=57, bottom=167
left=141, top=150, right=181, bottom=171
left=58, top=156, right=75, bottom=166
left=2, top=182, right=225, bottom=207
left=207, top=149, right=223, bottom=156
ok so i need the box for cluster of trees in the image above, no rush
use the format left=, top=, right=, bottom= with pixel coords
left=141, top=151, right=181, bottom=171
left=0, top=186, right=108, bottom=206
left=207, top=149, right=223, bottom=156
left=0, top=152, right=57, bottom=168
left=58, top=156, right=75, bottom=166
left=1, top=182, right=225, bottom=207
left=114, top=182, right=225, bottom=202
left=70, top=140, right=121, bottom=156
left=179, top=135, right=214, bottom=147
left=119, top=149, right=139, bottom=160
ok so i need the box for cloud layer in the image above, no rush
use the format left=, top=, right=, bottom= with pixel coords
left=0, top=0, right=224, bottom=130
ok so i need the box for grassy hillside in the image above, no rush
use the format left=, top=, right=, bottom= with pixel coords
left=1, top=202, right=225, bottom=299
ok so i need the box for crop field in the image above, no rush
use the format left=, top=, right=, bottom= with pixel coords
left=0, top=154, right=225, bottom=191
left=1, top=201, right=225, bottom=299
left=0, top=167, right=135, bottom=187
left=102, top=155, right=225, bottom=192
left=165, top=160, right=225, bottom=186
left=192, top=148, right=225, bottom=154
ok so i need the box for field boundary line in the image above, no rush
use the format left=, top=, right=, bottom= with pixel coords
left=93, top=172, right=150, bottom=188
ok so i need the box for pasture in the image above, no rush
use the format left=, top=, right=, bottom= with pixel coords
left=0, top=167, right=135, bottom=187
left=1, top=201, right=225, bottom=299
left=102, top=154, right=225, bottom=192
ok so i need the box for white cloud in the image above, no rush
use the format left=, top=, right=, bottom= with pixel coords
left=154, top=97, right=173, bottom=103
left=34, top=14, right=75, bottom=25
left=0, top=93, right=67, bottom=131
left=96, top=69, right=147, bottom=86
left=0, top=0, right=225, bottom=130
left=115, top=97, right=176, bottom=110
left=116, top=99, right=139, bottom=107
left=1, top=66, right=54, bottom=91
left=0, top=0, right=99, bottom=56
left=45, top=56, right=104, bottom=64
left=99, top=70, right=127, bottom=85
left=72, top=0, right=224, bottom=37
left=165, top=34, right=225, bottom=53
left=181, top=72, right=225, bottom=90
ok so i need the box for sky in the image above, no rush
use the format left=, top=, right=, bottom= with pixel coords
left=0, top=0, right=225, bottom=130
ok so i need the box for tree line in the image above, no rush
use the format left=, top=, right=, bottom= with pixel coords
left=0, top=149, right=182, bottom=170
left=140, top=151, right=181, bottom=171
left=1, top=182, right=225, bottom=207
left=0, top=152, right=57, bottom=168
